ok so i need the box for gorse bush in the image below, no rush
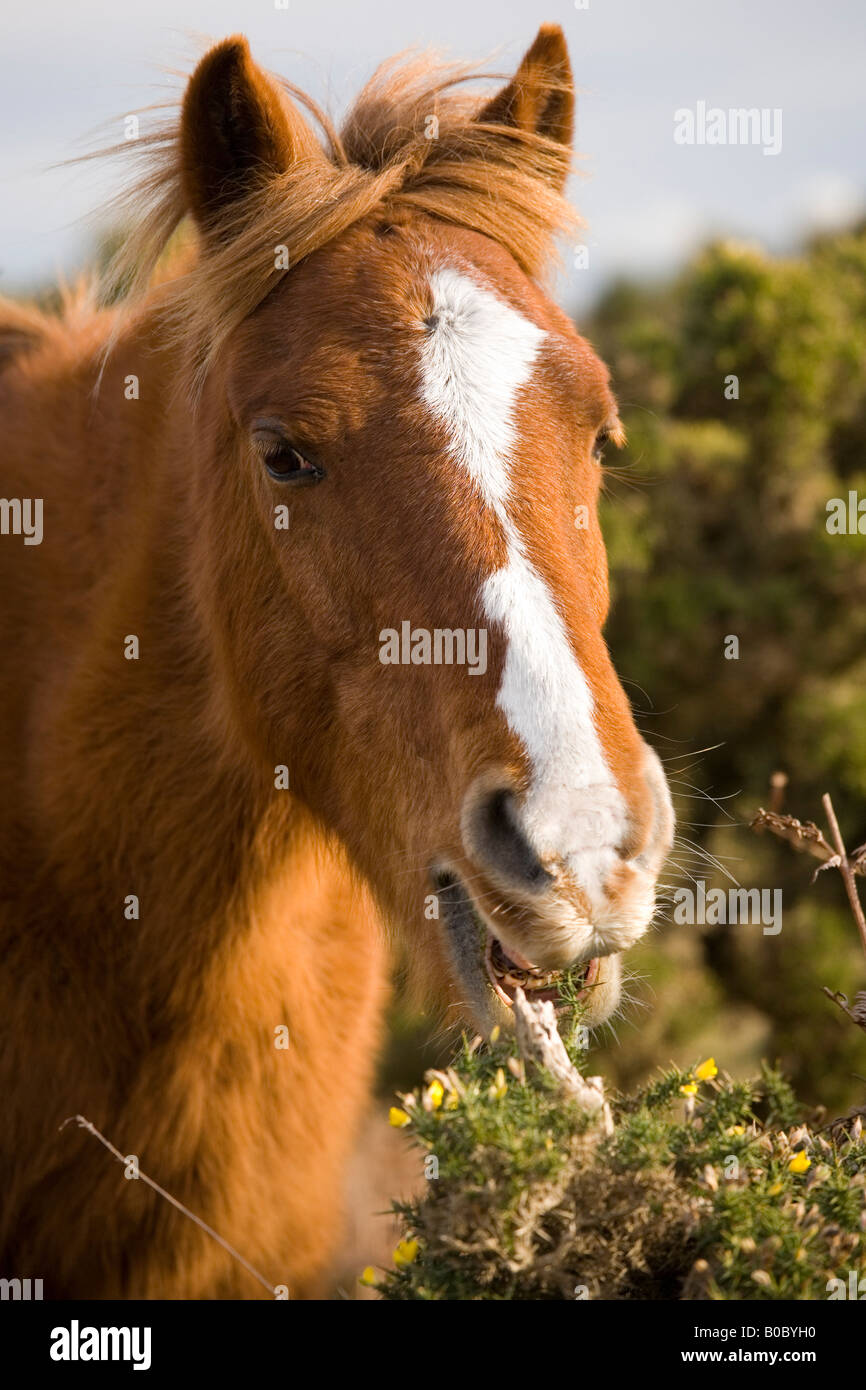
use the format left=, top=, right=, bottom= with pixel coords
left=379, top=1028, right=866, bottom=1301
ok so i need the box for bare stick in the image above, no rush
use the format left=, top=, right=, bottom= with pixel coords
left=60, top=1114, right=278, bottom=1297
left=512, top=988, right=605, bottom=1113
left=822, top=793, right=866, bottom=961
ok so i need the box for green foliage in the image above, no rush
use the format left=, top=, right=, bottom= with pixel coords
left=381, top=1043, right=866, bottom=1301
left=595, top=227, right=866, bottom=806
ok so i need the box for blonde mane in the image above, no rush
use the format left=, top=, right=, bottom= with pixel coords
left=95, top=49, right=579, bottom=377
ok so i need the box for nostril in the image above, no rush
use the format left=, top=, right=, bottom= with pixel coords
left=470, top=787, right=553, bottom=893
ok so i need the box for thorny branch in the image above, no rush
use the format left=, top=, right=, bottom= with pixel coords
left=751, top=793, right=866, bottom=1035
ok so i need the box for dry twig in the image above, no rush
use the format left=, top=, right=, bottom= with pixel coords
left=60, top=1114, right=278, bottom=1296
left=752, top=793, right=866, bottom=1036
left=512, top=987, right=606, bottom=1114
left=821, top=793, right=866, bottom=960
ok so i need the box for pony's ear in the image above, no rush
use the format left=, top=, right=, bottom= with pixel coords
left=477, top=24, right=574, bottom=174
left=180, top=35, right=321, bottom=234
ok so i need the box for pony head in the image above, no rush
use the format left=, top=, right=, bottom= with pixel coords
left=123, top=25, right=673, bottom=1034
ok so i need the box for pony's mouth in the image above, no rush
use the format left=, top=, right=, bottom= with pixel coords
left=434, top=870, right=599, bottom=1025
left=483, top=930, right=598, bottom=1009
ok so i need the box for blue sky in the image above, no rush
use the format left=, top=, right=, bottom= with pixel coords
left=2, top=0, right=864, bottom=317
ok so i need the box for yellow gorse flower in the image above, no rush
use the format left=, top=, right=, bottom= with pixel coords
left=680, top=1083, right=698, bottom=1096
left=389, top=1106, right=411, bottom=1128
left=425, top=1080, right=444, bottom=1110
left=393, top=1238, right=419, bottom=1267
left=489, top=1067, right=508, bottom=1100
left=695, top=1057, right=718, bottom=1081
left=788, top=1151, right=811, bottom=1175
left=359, top=1266, right=377, bottom=1287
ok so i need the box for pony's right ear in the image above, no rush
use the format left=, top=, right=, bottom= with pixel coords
left=476, top=24, right=574, bottom=186
left=180, top=35, right=321, bottom=234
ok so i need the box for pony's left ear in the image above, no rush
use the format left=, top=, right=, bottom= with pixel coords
left=180, top=34, right=322, bottom=235
left=476, top=24, right=574, bottom=179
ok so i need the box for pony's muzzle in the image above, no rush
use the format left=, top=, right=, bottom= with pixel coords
left=456, top=747, right=672, bottom=972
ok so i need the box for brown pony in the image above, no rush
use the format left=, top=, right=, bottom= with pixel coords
left=0, top=25, right=673, bottom=1298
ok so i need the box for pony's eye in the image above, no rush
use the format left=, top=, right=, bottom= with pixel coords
left=592, top=428, right=610, bottom=463
left=253, top=428, right=324, bottom=485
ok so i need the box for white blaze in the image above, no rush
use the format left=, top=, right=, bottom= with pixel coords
left=419, top=266, right=628, bottom=904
